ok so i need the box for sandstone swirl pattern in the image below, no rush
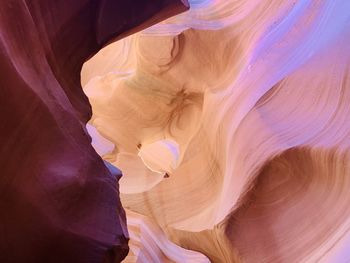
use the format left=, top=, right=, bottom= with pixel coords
left=83, top=0, right=350, bottom=262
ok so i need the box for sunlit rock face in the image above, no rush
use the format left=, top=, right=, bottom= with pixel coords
left=0, top=1, right=188, bottom=262
left=83, top=0, right=350, bottom=262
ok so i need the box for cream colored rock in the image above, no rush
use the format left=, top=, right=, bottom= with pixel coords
left=124, top=209, right=210, bottom=263
left=115, top=153, right=165, bottom=194
left=138, top=139, right=180, bottom=175
left=83, top=0, right=350, bottom=262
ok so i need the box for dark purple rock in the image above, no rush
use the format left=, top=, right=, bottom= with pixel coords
left=0, top=1, right=188, bottom=262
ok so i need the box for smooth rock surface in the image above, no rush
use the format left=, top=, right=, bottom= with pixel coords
left=84, top=0, right=350, bottom=262
left=0, top=1, right=188, bottom=262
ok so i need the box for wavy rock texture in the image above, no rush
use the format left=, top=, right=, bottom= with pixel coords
left=0, top=1, right=188, bottom=262
left=83, top=0, right=350, bottom=262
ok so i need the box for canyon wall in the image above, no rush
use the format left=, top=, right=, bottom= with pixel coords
left=0, top=1, right=188, bottom=262
left=83, top=0, right=350, bottom=262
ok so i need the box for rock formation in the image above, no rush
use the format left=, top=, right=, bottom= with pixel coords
left=0, top=1, right=188, bottom=262
left=83, top=0, right=350, bottom=262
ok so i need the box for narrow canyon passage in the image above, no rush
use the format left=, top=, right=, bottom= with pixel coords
left=1, top=0, right=350, bottom=262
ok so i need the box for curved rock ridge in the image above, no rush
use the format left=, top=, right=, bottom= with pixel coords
left=83, top=0, right=350, bottom=262
left=0, top=0, right=188, bottom=262
left=124, top=209, right=210, bottom=263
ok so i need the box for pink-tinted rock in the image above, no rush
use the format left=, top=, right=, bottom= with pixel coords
left=82, top=0, right=350, bottom=262
left=0, top=1, right=188, bottom=262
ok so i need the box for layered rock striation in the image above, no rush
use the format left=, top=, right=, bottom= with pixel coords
left=83, top=0, right=350, bottom=262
